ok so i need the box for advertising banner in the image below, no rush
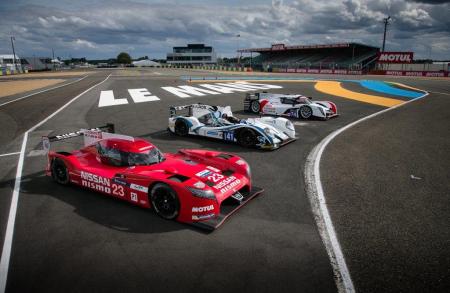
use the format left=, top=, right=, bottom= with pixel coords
left=373, top=70, right=449, bottom=77
left=377, top=52, right=414, bottom=63
left=281, top=68, right=363, bottom=75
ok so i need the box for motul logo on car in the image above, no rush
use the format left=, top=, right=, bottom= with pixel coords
left=378, top=52, right=413, bottom=63
left=192, top=205, right=214, bottom=213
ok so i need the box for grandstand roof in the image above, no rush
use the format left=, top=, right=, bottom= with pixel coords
left=238, top=42, right=379, bottom=53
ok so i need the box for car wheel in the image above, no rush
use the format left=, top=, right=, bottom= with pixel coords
left=299, top=106, right=313, bottom=119
left=237, top=129, right=257, bottom=148
left=150, top=183, right=180, bottom=220
left=51, top=158, right=70, bottom=185
left=174, top=120, right=189, bottom=136
left=250, top=100, right=260, bottom=113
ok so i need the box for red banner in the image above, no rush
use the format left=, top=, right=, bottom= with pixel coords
left=377, top=52, right=414, bottom=63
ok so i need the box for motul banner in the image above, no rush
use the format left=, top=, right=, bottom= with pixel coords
left=377, top=52, right=414, bottom=63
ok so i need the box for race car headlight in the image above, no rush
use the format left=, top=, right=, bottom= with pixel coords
left=235, top=159, right=247, bottom=166
left=264, top=127, right=273, bottom=136
left=245, top=163, right=251, bottom=178
left=285, top=120, right=294, bottom=131
left=318, top=107, right=325, bottom=115
left=187, top=187, right=216, bottom=200
left=236, top=159, right=251, bottom=177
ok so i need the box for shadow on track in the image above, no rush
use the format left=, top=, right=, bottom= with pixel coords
left=141, top=129, right=271, bottom=154
left=0, top=171, right=209, bottom=234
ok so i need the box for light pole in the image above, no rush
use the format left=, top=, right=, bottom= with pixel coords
left=382, top=16, right=391, bottom=52
left=10, top=36, right=17, bottom=71
left=236, top=34, right=240, bottom=66
left=52, top=48, right=55, bottom=71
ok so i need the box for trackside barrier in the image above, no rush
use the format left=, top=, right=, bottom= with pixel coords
left=370, top=70, right=449, bottom=77
left=171, top=65, right=253, bottom=73
left=275, top=68, right=363, bottom=75
left=267, top=67, right=448, bottom=77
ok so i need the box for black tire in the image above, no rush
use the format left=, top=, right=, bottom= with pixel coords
left=51, top=158, right=70, bottom=185
left=250, top=100, right=260, bottom=113
left=174, top=120, right=189, bottom=136
left=150, top=183, right=180, bottom=220
left=298, top=106, right=313, bottom=119
left=237, top=128, right=257, bottom=148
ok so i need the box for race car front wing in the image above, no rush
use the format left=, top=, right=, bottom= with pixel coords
left=190, top=186, right=264, bottom=231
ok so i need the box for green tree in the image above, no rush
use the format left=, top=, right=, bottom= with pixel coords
left=117, top=52, right=132, bottom=64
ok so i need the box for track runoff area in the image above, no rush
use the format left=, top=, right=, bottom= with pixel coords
left=0, top=68, right=447, bottom=293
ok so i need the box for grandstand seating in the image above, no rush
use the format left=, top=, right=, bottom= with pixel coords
left=240, top=43, right=379, bottom=71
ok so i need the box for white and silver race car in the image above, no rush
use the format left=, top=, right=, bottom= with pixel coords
left=168, top=104, right=296, bottom=150
left=244, top=92, right=338, bottom=120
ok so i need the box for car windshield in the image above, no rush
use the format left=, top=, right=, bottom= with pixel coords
left=127, top=148, right=165, bottom=166
left=297, top=96, right=311, bottom=104
left=98, top=144, right=165, bottom=167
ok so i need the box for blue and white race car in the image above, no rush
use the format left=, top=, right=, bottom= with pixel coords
left=168, top=104, right=296, bottom=150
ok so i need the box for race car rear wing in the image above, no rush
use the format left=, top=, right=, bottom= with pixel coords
left=169, top=104, right=215, bottom=117
left=44, top=123, right=115, bottom=142
left=42, top=123, right=125, bottom=153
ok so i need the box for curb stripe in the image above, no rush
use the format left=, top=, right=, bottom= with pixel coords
left=314, top=81, right=404, bottom=107
left=359, top=80, right=423, bottom=99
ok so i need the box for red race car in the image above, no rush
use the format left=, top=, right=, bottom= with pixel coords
left=43, top=124, right=263, bottom=230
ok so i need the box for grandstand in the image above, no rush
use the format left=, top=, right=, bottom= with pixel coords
left=239, top=43, right=379, bottom=72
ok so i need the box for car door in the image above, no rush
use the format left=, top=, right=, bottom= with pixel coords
left=76, top=144, right=130, bottom=201
left=196, top=113, right=223, bottom=140
left=276, top=97, right=297, bottom=116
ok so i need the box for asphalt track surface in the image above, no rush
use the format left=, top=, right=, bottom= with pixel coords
left=0, top=68, right=447, bottom=292
left=321, top=87, right=450, bottom=292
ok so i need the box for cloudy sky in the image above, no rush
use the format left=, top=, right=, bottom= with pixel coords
left=0, top=0, right=449, bottom=60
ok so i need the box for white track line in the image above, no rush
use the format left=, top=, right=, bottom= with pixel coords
left=429, top=91, right=450, bottom=96
left=304, top=91, right=429, bottom=293
left=0, top=73, right=111, bottom=293
left=0, top=152, right=20, bottom=158
left=0, top=74, right=89, bottom=108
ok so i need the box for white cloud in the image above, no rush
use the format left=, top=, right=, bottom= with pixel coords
left=0, top=0, right=448, bottom=59
left=73, top=39, right=97, bottom=49
left=398, top=7, right=433, bottom=26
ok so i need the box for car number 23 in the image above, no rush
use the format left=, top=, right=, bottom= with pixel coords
left=112, top=184, right=125, bottom=196
left=208, top=173, right=224, bottom=183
